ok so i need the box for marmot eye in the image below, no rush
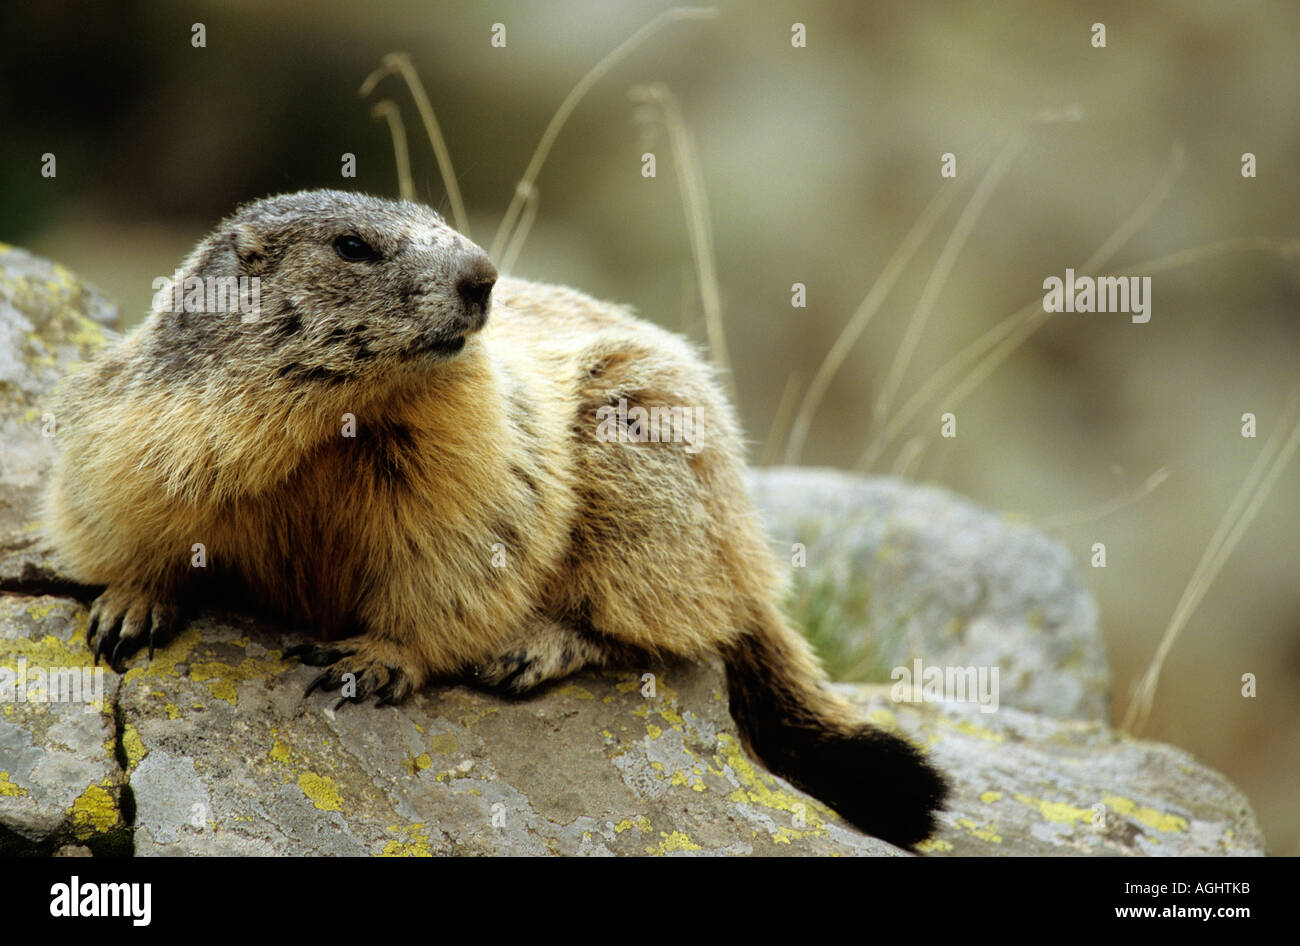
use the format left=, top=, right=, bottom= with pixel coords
left=333, top=234, right=378, bottom=262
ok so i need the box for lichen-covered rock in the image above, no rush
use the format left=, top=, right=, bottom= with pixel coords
left=0, top=600, right=1262, bottom=856
left=837, top=685, right=1261, bottom=856
left=748, top=468, right=1109, bottom=722
left=0, top=595, right=127, bottom=855
left=114, top=615, right=902, bottom=856
left=0, top=243, right=117, bottom=591
left=0, top=247, right=1264, bottom=856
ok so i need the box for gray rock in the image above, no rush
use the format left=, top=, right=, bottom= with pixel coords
left=0, top=247, right=1264, bottom=856
left=0, top=601, right=1261, bottom=856
left=837, top=685, right=1261, bottom=856
left=0, top=595, right=127, bottom=855
left=0, top=242, right=118, bottom=591
left=114, top=614, right=902, bottom=856
left=748, top=468, right=1108, bottom=722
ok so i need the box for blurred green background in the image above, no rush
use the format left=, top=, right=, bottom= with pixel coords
left=2, top=0, right=1296, bottom=852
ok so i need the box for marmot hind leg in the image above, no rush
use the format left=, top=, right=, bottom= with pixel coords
left=285, top=634, right=430, bottom=707
left=471, top=615, right=613, bottom=696
left=289, top=616, right=614, bottom=705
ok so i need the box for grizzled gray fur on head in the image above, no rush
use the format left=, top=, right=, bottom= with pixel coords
left=144, top=189, right=498, bottom=384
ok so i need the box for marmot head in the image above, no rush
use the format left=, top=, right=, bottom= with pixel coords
left=150, top=189, right=497, bottom=384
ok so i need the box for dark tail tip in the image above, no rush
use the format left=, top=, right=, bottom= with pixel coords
left=774, top=724, right=950, bottom=850
left=723, top=619, right=951, bottom=850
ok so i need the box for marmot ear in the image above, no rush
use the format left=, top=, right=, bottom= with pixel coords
left=193, top=225, right=267, bottom=279
left=230, top=224, right=272, bottom=276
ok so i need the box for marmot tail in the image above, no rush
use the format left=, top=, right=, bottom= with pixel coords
left=722, top=604, right=950, bottom=850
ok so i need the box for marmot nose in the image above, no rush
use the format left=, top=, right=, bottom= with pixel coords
left=455, top=252, right=498, bottom=314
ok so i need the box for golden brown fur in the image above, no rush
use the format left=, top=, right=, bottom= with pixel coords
left=44, top=190, right=947, bottom=847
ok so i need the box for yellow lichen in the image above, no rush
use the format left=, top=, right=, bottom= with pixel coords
left=406, top=752, right=432, bottom=774
left=69, top=782, right=121, bottom=838
left=658, top=706, right=686, bottom=730
left=296, top=772, right=343, bottom=812
left=915, top=837, right=954, bottom=853
left=647, top=830, right=702, bottom=854
left=269, top=739, right=292, bottom=765
left=0, top=772, right=29, bottom=797
left=378, top=824, right=432, bottom=857
left=1014, top=793, right=1095, bottom=825
left=0, top=630, right=95, bottom=671
left=429, top=733, right=458, bottom=755
left=1102, top=794, right=1188, bottom=833
left=188, top=653, right=291, bottom=705
left=452, top=693, right=500, bottom=727
left=121, top=724, right=146, bottom=770
left=956, top=817, right=1002, bottom=843
left=714, top=733, right=833, bottom=828
left=123, top=627, right=203, bottom=683
left=940, top=715, right=1004, bottom=743
left=613, top=816, right=653, bottom=835
left=866, top=708, right=899, bottom=731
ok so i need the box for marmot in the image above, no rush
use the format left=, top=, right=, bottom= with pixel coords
left=43, top=189, right=948, bottom=848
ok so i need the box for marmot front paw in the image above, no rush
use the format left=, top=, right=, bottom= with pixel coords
left=87, top=585, right=179, bottom=669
